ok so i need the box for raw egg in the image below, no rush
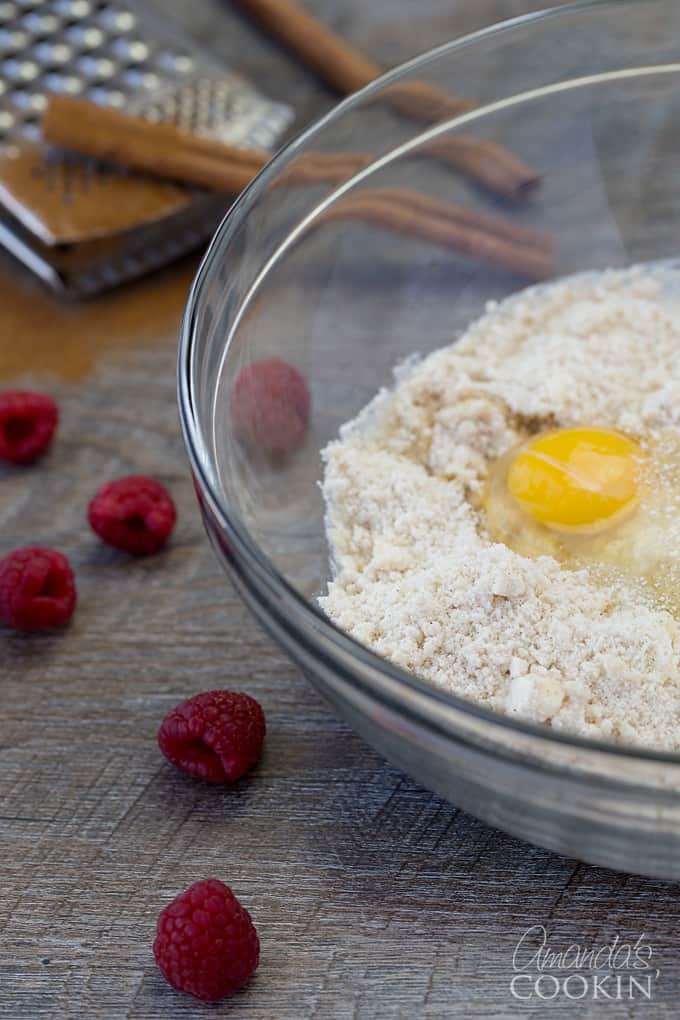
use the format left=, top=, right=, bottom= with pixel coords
left=506, top=428, right=642, bottom=533
left=484, top=426, right=680, bottom=614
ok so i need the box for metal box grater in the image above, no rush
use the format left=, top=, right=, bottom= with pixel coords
left=0, top=0, right=293, bottom=296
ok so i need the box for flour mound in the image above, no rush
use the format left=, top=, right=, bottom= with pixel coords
left=320, top=268, right=680, bottom=750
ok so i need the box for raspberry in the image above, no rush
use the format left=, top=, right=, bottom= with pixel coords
left=88, top=475, right=176, bottom=555
left=230, top=357, right=310, bottom=453
left=0, top=390, right=58, bottom=464
left=153, top=878, right=260, bottom=1002
left=158, top=690, right=265, bottom=784
left=0, top=546, right=76, bottom=630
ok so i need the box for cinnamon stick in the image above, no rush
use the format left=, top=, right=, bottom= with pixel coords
left=42, top=95, right=267, bottom=194
left=235, top=0, right=381, bottom=93
left=360, top=187, right=553, bottom=255
left=424, top=136, right=539, bottom=201
left=42, top=95, right=553, bottom=279
left=233, top=0, right=538, bottom=199
left=233, top=0, right=472, bottom=117
left=43, top=96, right=376, bottom=191
left=319, top=192, right=552, bottom=280
left=277, top=150, right=373, bottom=186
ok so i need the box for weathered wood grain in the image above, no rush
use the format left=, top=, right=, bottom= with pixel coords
left=1, top=1, right=679, bottom=1018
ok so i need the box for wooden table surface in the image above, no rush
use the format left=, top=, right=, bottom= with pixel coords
left=2, top=1, right=680, bottom=1018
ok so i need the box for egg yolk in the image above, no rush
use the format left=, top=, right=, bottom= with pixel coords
left=507, top=428, right=643, bottom=533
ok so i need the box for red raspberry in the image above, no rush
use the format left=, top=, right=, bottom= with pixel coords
left=0, top=390, right=58, bottom=464
left=88, top=475, right=176, bottom=555
left=153, top=878, right=260, bottom=1002
left=230, top=357, right=310, bottom=453
left=0, top=546, right=76, bottom=630
left=158, top=690, right=265, bottom=784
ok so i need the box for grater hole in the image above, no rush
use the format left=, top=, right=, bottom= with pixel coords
left=10, top=89, right=46, bottom=112
left=96, top=5, right=134, bottom=32
left=54, top=0, right=91, bottom=15
left=156, top=50, right=194, bottom=75
left=110, top=37, right=149, bottom=63
left=123, top=67, right=159, bottom=90
left=87, top=84, right=125, bottom=107
left=64, top=24, right=103, bottom=48
left=77, top=54, right=116, bottom=78
left=44, top=70, right=84, bottom=93
left=33, top=41, right=72, bottom=65
left=22, top=11, right=60, bottom=33
left=5, top=59, right=41, bottom=82
left=0, top=28, right=29, bottom=55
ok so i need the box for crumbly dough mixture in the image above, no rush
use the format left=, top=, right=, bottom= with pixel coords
left=320, top=268, right=680, bottom=749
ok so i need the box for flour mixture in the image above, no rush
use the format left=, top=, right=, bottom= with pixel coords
left=320, top=267, right=680, bottom=749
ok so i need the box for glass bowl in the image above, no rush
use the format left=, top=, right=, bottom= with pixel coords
left=179, top=0, right=680, bottom=878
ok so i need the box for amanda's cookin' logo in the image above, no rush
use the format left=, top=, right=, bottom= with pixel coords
left=510, top=925, right=660, bottom=1002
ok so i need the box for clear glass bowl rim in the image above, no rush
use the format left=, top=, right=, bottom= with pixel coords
left=178, top=0, right=680, bottom=770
